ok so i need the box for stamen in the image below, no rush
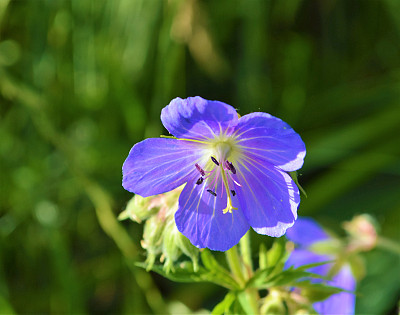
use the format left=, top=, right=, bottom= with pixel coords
left=196, top=177, right=204, bottom=185
left=231, top=190, right=236, bottom=196
left=207, top=189, right=217, bottom=197
left=195, top=163, right=205, bottom=176
left=225, top=160, right=236, bottom=174
left=211, top=156, right=219, bottom=166
left=229, top=162, right=236, bottom=174
left=227, top=171, right=242, bottom=187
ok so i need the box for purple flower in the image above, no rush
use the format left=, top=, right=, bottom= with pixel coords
left=286, top=217, right=356, bottom=315
left=123, top=97, right=306, bottom=251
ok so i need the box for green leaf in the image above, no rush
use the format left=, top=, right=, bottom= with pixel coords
left=200, top=249, right=241, bottom=289
left=137, top=260, right=240, bottom=290
left=247, top=265, right=327, bottom=289
left=201, top=249, right=228, bottom=272
left=211, top=292, right=236, bottom=315
left=136, top=261, right=205, bottom=283
left=263, top=268, right=327, bottom=288
left=294, top=260, right=335, bottom=271
left=246, top=266, right=275, bottom=288
left=295, top=280, right=351, bottom=302
left=231, top=298, right=245, bottom=315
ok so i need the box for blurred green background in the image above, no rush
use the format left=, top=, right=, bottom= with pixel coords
left=0, top=0, right=399, bottom=313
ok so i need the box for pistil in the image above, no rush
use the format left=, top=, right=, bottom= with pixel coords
left=220, top=163, right=238, bottom=214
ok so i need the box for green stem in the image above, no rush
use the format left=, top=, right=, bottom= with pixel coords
left=225, top=237, right=260, bottom=315
left=225, top=246, right=246, bottom=287
left=240, top=231, right=253, bottom=277
left=240, top=233, right=260, bottom=315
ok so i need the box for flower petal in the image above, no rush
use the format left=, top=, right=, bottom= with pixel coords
left=286, top=217, right=330, bottom=248
left=175, top=177, right=250, bottom=251
left=122, top=138, right=202, bottom=197
left=161, top=96, right=239, bottom=140
left=234, top=113, right=306, bottom=172
left=313, top=265, right=356, bottom=315
left=235, top=157, right=300, bottom=237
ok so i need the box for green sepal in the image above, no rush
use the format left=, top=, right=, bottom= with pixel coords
left=176, top=233, right=199, bottom=272
left=162, top=223, right=181, bottom=273
left=211, top=292, right=236, bottom=315
left=117, top=209, right=130, bottom=221
left=289, top=171, right=307, bottom=197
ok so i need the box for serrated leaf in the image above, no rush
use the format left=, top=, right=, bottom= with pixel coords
left=247, top=266, right=327, bottom=289
left=200, top=250, right=241, bottom=289
left=294, top=260, right=334, bottom=271
left=136, top=260, right=240, bottom=290
left=135, top=261, right=205, bottom=283
left=211, top=292, right=236, bottom=315
left=294, top=280, right=350, bottom=302
left=201, top=249, right=229, bottom=274
left=263, top=269, right=327, bottom=288
left=246, top=266, right=275, bottom=288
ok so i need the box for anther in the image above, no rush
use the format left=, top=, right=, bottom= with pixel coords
left=226, top=161, right=236, bottom=174
left=195, top=163, right=205, bottom=176
left=207, top=189, right=217, bottom=197
left=211, top=156, right=219, bottom=166
left=196, top=177, right=204, bottom=185
left=231, top=190, right=236, bottom=196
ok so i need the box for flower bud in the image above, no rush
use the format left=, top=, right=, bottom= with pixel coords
left=121, top=185, right=201, bottom=272
left=141, top=214, right=166, bottom=270
left=261, top=290, right=286, bottom=315
left=161, top=220, right=182, bottom=273
left=343, top=214, right=378, bottom=252
left=118, top=194, right=165, bottom=223
left=176, top=231, right=199, bottom=272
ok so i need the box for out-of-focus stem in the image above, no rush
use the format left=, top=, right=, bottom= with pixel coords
left=377, top=236, right=400, bottom=256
